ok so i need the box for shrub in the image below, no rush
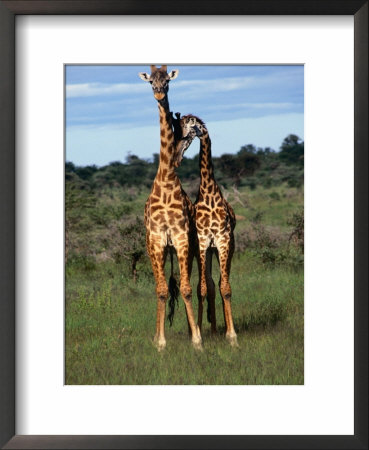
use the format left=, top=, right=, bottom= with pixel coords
left=251, top=210, right=264, bottom=224
left=101, top=216, right=147, bottom=281
left=67, top=253, right=96, bottom=272
left=269, top=191, right=280, bottom=201
left=288, top=209, right=304, bottom=252
left=235, top=223, right=303, bottom=269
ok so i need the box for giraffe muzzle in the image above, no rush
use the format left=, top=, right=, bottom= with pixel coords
left=154, top=92, right=165, bottom=101
left=193, top=125, right=203, bottom=137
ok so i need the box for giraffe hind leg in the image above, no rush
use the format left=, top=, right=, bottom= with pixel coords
left=205, top=248, right=217, bottom=334
left=167, top=247, right=179, bottom=327
left=196, top=238, right=208, bottom=334
left=215, top=238, right=238, bottom=346
left=197, top=250, right=205, bottom=333
left=187, top=236, right=197, bottom=337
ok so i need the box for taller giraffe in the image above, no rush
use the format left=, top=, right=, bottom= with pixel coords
left=176, top=114, right=238, bottom=346
left=138, top=66, right=202, bottom=351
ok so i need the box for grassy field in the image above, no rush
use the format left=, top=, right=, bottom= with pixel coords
left=65, top=183, right=304, bottom=385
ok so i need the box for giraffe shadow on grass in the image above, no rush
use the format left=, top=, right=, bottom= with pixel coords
left=201, top=300, right=288, bottom=338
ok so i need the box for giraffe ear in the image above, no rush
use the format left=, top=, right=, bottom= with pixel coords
left=138, top=72, right=151, bottom=82
left=168, top=69, right=179, bottom=80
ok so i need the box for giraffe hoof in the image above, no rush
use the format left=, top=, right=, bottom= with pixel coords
left=226, top=334, right=239, bottom=348
left=153, top=335, right=166, bottom=351
left=192, top=328, right=203, bottom=351
left=192, top=340, right=203, bottom=351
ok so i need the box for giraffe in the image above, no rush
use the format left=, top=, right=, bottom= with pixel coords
left=138, top=66, right=202, bottom=351
left=175, top=114, right=238, bottom=346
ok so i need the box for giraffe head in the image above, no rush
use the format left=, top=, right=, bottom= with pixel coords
left=173, top=114, right=207, bottom=167
left=138, top=65, right=179, bottom=101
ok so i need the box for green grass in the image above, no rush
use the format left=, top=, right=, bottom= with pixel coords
left=229, top=184, right=303, bottom=228
left=65, top=252, right=303, bottom=385
left=65, top=183, right=304, bottom=385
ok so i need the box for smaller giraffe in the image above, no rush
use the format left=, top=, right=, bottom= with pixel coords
left=176, top=115, right=238, bottom=346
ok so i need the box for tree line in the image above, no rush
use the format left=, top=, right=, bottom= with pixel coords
left=66, top=134, right=304, bottom=191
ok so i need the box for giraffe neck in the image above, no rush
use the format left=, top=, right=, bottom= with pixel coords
left=156, top=98, right=176, bottom=183
left=199, top=132, right=216, bottom=189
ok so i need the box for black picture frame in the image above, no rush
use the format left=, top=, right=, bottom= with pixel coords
left=0, top=1, right=367, bottom=449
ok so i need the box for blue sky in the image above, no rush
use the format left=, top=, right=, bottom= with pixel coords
left=66, top=65, right=304, bottom=166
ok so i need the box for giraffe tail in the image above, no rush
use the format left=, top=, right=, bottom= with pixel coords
left=167, top=249, right=179, bottom=327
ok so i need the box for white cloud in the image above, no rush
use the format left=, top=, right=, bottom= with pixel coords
left=173, top=72, right=301, bottom=99
left=66, top=82, right=147, bottom=98
left=66, top=76, right=269, bottom=99
left=175, top=76, right=257, bottom=94
left=215, top=102, right=300, bottom=111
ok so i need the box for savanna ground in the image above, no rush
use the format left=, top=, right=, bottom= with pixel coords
left=66, top=145, right=304, bottom=384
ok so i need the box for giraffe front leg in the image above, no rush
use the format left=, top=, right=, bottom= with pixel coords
left=216, top=238, right=238, bottom=347
left=173, top=235, right=202, bottom=350
left=148, top=239, right=168, bottom=351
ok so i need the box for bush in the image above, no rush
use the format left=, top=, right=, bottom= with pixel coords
left=288, top=209, right=304, bottom=252
left=66, top=254, right=96, bottom=272
left=101, top=216, right=147, bottom=281
left=269, top=191, right=280, bottom=201
left=235, top=223, right=303, bottom=269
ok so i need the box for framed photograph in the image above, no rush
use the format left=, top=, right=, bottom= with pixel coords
left=0, top=1, right=367, bottom=449
left=64, top=62, right=305, bottom=383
